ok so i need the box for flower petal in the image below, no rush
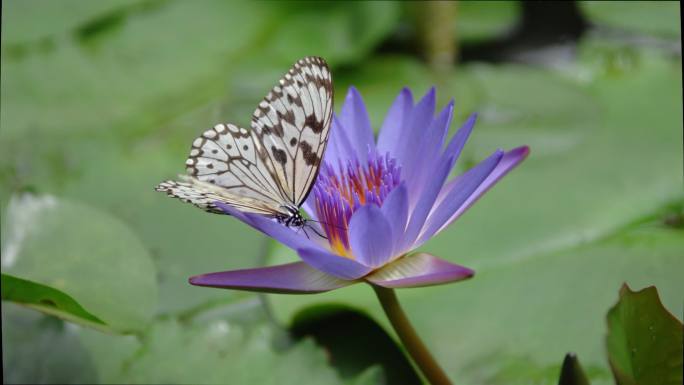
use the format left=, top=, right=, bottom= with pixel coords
left=338, top=87, right=375, bottom=163
left=417, top=149, right=504, bottom=245
left=433, top=146, right=529, bottom=235
left=349, top=204, right=394, bottom=267
left=189, top=262, right=353, bottom=294
left=381, top=183, right=409, bottom=255
left=322, top=115, right=357, bottom=172
left=365, top=253, right=474, bottom=288
left=220, top=200, right=372, bottom=280
left=377, top=87, right=413, bottom=156
left=297, top=247, right=373, bottom=280
left=215, top=202, right=323, bottom=252
left=393, top=88, right=436, bottom=188
left=443, top=112, right=476, bottom=164
left=399, top=153, right=454, bottom=251
left=404, top=100, right=453, bottom=199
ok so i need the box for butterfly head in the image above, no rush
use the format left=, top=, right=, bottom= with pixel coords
left=277, top=205, right=307, bottom=228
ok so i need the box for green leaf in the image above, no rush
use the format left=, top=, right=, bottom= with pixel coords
left=110, top=319, right=347, bottom=384
left=580, top=1, right=681, bottom=38
left=4, top=298, right=377, bottom=385
left=606, top=284, right=683, bottom=385
left=1, top=273, right=106, bottom=331
left=56, top=144, right=266, bottom=315
left=255, top=2, right=400, bottom=66
left=0, top=0, right=142, bottom=45
left=291, top=305, right=419, bottom=384
left=1, top=194, right=157, bottom=333
left=0, top=1, right=399, bottom=145
left=456, top=1, right=521, bottom=43
left=347, top=365, right=386, bottom=385
left=559, top=353, right=591, bottom=385
left=1, top=302, right=99, bottom=384
left=0, top=1, right=271, bottom=142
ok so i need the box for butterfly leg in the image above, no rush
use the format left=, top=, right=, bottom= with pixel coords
left=299, top=225, right=311, bottom=240
left=307, top=224, right=328, bottom=240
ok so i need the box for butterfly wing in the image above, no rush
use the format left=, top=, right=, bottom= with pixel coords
left=156, top=56, right=333, bottom=217
left=155, top=178, right=277, bottom=215
left=250, top=56, right=333, bottom=207
left=155, top=122, right=290, bottom=216
left=184, top=123, right=289, bottom=209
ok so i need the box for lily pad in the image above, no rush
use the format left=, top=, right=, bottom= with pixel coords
left=57, top=144, right=266, bottom=315
left=457, top=1, right=520, bottom=43
left=1, top=194, right=157, bottom=333
left=606, top=284, right=683, bottom=385
left=109, top=319, right=347, bottom=384
left=1, top=0, right=142, bottom=45
left=580, top=1, right=681, bottom=38
left=3, top=289, right=359, bottom=384
left=1, top=302, right=99, bottom=384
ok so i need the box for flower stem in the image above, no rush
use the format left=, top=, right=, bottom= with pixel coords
left=372, top=285, right=453, bottom=385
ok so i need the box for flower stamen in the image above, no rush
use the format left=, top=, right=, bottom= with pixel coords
left=313, top=152, right=401, bottom=258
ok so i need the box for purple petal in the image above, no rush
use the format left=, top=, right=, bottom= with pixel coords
left=443, top=113, right=477, bottom=164
left=365, top=253, right=474, bottom=288
left=429, top=100, right=453, bottom=152
left=399, top=154, right=454, bottom=252
left=215, top=202, right=323, bottom=252
left=322, top=115, right=357, bottom=172
left=404, top=100, right=453, bottom=200
left=433, top=146, right=530, bottom=236
left=338, top=87, right=375, bottom=163
left=380, top=183, right=409, bottom=255
left=417, top=149, right=504, bottom=245
left=300, top=198, right=317, bottom=221
left=189, top=262, right=353, bottom=294
left=377, top=88, right=413, bottom=156
left=297, top=247, right=373, bottom=280
left=349, top=204, right=394, bottom=267
left=393, top=88, right=436, bottom=187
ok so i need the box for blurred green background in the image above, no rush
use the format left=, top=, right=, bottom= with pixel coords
left=1, top=1, right=682, bottom=384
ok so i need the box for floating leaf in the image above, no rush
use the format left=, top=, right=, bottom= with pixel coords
left=111, top=319, right=347, bottom=385
left=457, top=1, right=520, bottom=43
left=580, top=1, right=681, bottom=38
left=606, top=284, right=683, bottom=385
left=1, top=194, right=157, bottom=333
left=1, top=302, right=99, bottom=384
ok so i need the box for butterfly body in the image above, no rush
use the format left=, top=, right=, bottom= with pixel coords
left=156, top=57, right=333, bottom=231
left=275, top=205, right=306, bottom=228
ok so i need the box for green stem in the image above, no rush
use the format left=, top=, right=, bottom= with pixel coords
left=372, top=285, right=453, bottom=385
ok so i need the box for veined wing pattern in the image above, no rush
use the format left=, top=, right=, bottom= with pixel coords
left=156, top=57, right=333, bottom=221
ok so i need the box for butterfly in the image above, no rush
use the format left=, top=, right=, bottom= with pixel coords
left=155, top=56, right=333, bottom=234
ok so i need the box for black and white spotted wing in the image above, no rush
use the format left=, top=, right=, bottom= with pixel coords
left=251, top=56, right=334, bottom=205
left=155, top=57, right=333, bottom=222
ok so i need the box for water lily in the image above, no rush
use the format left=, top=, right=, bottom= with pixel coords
left=190, top=86, right=528, bottom=385
left=190, top=86, right=528, bottom=292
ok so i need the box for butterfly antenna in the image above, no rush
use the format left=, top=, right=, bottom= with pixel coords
left=307, top=218, right=346, bottom=232
left=305, top=223, right=329, bottom=240
left=300, top=225, right=311, bottom=240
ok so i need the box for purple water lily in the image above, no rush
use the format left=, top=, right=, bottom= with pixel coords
left=190, top=87, right=529, bottom=293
